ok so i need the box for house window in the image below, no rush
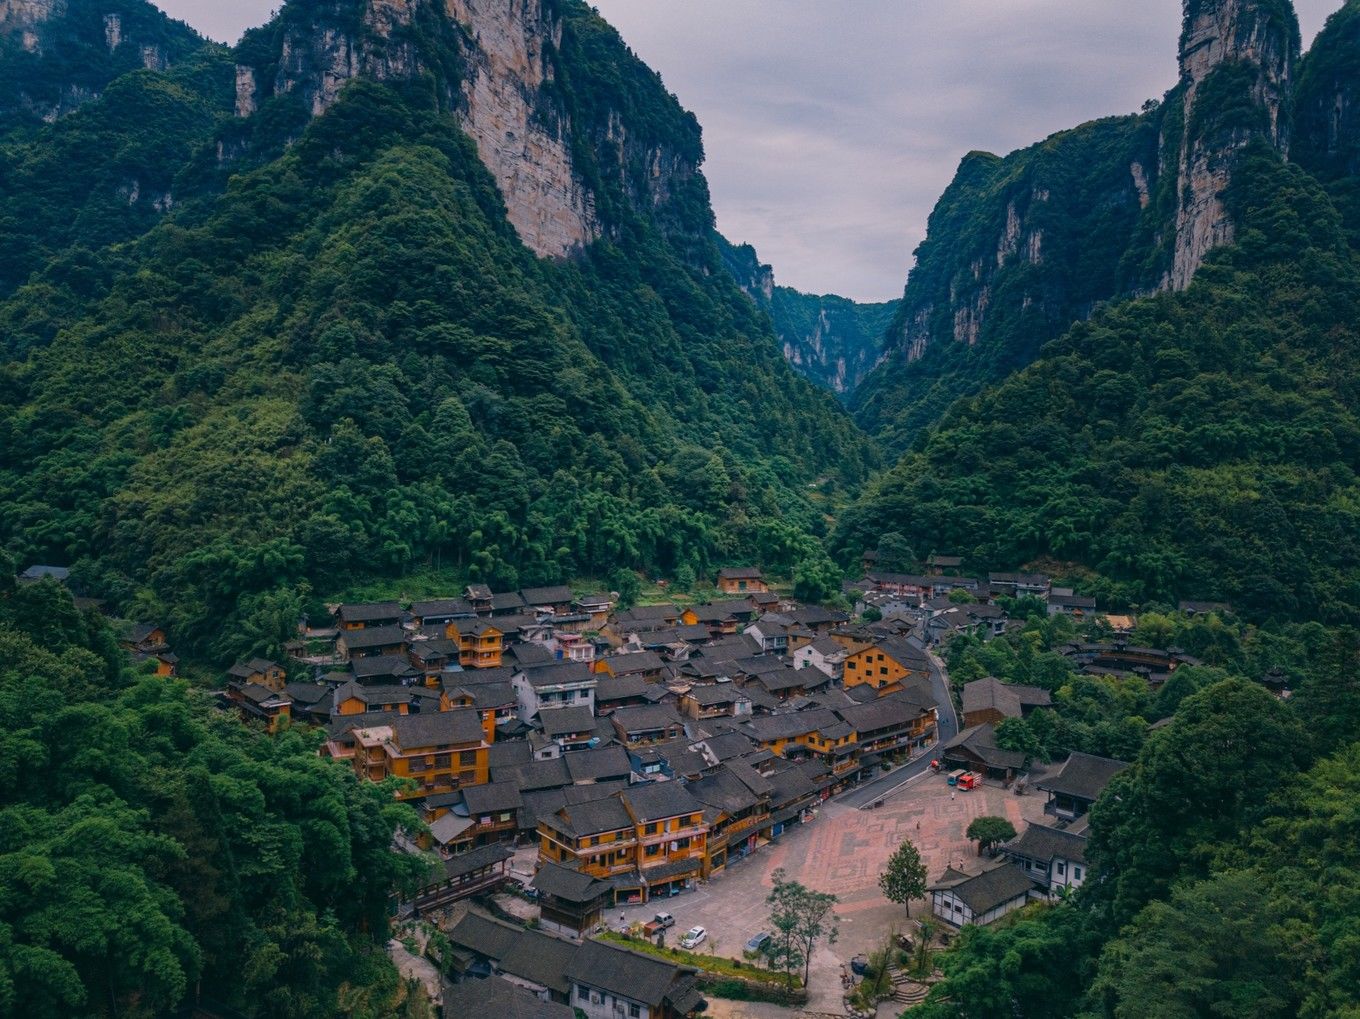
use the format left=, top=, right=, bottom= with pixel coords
left=459, top=751, right=478, bottom=766
left=630, top=1005, right=641, bottom=1018
left=1074, top=866, right=1083, bottom=880
left=578, top=985, right=590, bottom=1001
left=644, top=822, right=658, bottom=835
left=1055, top=861, right=1066, bottom=877
left=879, top=667, right=888, bottom=675
left=646, top=843, right=660, bottom=856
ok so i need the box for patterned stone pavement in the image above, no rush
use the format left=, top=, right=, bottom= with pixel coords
left=617, top=770, right=1052, bottom=1015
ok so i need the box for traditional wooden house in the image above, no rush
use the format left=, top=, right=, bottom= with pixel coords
left=334, top=602, right=402, bottom=630
left=1036, top=752, right=1129, bottom=819
left=336, top=624, right=406, bottom=660
left=929, top=863, right=1035, bottom=927
left=716, top=567, right=768, bottom=594
left=566, top=938, right=704, bottom=1019
left=940, top=723, right=1026, bottom=782
left=446, top=618, right=504, bottom=668
left=532, top=861, right=614, bottom=939
left=842, top=636, right=931, bottom=697
left=227, top=682, right=292, bottom=733
left=350, top=709, right=490, bottom=799
left=961, top=677, right=1052, bottom=729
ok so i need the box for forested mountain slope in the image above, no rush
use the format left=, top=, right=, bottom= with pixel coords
left=0, top=562, right=428, bottom=1018
left=837, top=0, right=1360, bottom=625
left=854, top=0, right=1301, bottom=451
left=0, top=0, right=875, bottom=662
left=720, top=236, right=897, bottom=396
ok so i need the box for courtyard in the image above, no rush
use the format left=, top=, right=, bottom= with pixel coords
left=615, top=766, right=1054, bottom=1014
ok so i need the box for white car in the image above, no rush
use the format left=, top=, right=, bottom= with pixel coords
left=680, top=926, right=707, bottom=949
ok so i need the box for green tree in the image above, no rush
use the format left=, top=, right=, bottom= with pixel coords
left=610, top=569, right=642, bottom=610
left=767, top=868, right=839, bottom=991
left=879, top=839, right=928, bottom=916
left=1090, top=871, right=1300, bottom=1019
left=965, top=816, right=1017, bottom=855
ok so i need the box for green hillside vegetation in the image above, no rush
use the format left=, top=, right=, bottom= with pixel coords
left=0, top=563, right=430, bottom=1018
left=0, top=1, right=874, bottom=664
left=835, top=145, right=1360, bottom=624
left=851, top=109, right=1168, bottom=451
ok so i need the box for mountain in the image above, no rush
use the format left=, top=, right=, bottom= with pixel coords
left=719, top=235, right=897, bottom=396
left=853, top=0, right=1300, bottom=451
left=0, top=0, right=874, bottom=662
left=0, top=0, right=205, bottom=128
left=836, top=0, right=1360, bottom=625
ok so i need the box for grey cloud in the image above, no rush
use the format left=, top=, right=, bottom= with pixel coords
left=157, top=0, right=1342, bottom=301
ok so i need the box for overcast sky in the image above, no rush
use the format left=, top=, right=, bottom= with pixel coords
left=159, top=1, right=1339, bottom=302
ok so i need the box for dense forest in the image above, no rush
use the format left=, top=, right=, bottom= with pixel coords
left=0, top=560, right=431, bottom=1018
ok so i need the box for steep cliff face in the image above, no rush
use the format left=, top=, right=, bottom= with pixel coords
left=1168, top=0, right=1298, bottom=289
left=236, top=0, right=701, bottom=259
left=0, top=0, right=204, bottom=126
left=854, top=0, right=1304, bottom=449
left=852, top=115, right=1166, bottom=447
left=719, top=236, right=896, bottom=396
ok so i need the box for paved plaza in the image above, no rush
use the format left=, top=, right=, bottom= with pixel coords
left=615, top=768, right=1052, bottom=1013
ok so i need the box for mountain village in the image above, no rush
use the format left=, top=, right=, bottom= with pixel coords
left=86, top=558, right=1193, bottom=1017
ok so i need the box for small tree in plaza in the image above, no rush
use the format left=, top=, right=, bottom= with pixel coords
left=880, top=838, right=928, bottom=917
left=966, top=815, right=1018, bottom=855
left=767, top=868, right=839, bottom=990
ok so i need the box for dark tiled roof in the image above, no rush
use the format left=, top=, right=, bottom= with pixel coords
left=340, top=624, right=406, bottom=650
left=497, top=927, right=579, bottom=995
left=531, top=861, right=612, bottom=902
left=539, top=705, right=596, bottom=737
left=386, top=709, right=484, bottom=749
left=283, top=682, right=330, bottom=706
left=350, top=655, right=418, bottom=681
left=717, top=567, right=763, bottom=580
left=442, top=842, right=513, bottom=880
left=686, top=683, right=750, bottom=707
left=446, top=909, right=522, bottom=960
left=521, top=585, right=573, bottom=605
left=935, top=863, right=1035, bottom=914
left=743, top=708, right=839, bottom=743
left=596, top=674, right=652, bottom=702
left=487, top=739, right=533, bottom=772
left=961, top=677, right=1051, bottom=718
left=836, top=694, right=930, bottom=735
left=621, top=781, right=703, bottom=822
left=1036, top=752, right=1129, bottom=802
left=462, top=780, right=523, bottom=815
left=567, top=938, right=693, bottom=1006
left=442, top=976, right=574, bottom=1019
left=491, top=591, right=527, bottom=611
left=335, top=602, right=402, bottom=624
left=1005, top=823, right=1088, bottom=866
left=564, top=745, right=632, bottom=782
left=942, top=724, right=1026, bottom=770
left=604, top=651, right=665, bottom=675
left=555, top=795, right=634, bottom=837
left=519, top=661, right=596, bottom=688
left=505, top=757, right=572, bottom=792
left=410, top=597, right=475, bottom=618
left=611, top=704, right=684, bottom=734
left=688, top=765, right=763, bottom=815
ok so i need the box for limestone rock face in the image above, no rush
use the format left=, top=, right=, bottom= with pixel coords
left=1, top=0, right=201, bottom=121
left=253, top=0, right=712, bottom=259
left=1168, top=0, right=1298, bottom=290
left=446, top=0, right=598, bottom=257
